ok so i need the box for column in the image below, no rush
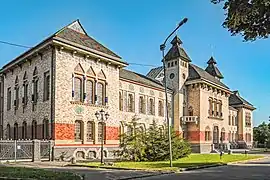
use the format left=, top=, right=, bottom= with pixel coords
left=32, top=140, right=41, bottom=162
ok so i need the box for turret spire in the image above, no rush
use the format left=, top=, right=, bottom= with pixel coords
left=205, top=56, right=223, bottom=79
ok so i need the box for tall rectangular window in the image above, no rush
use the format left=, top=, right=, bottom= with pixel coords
left=7, top=88, right=11, bottom=110
left=97, top=82, right=105, bottom=105
left=74, top=77, right=83, bottom=102
left=33, top=79, right=38, bottom=104
left=127, top=93, right=135, bottom=112
left=44, top=71, right=50, bottom=101
left=15, top=86, right=19, bottom=109
left=75, top=120, right=83, bottom=141
left=23, top=83, right=28, bottom=106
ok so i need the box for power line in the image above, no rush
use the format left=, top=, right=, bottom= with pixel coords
left=0, top=39, right=158, bottom=67
left=128, top=62, right=157, bottom=67
left=0, top=40, right=32, bottom=49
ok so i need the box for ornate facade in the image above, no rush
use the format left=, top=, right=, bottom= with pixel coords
left=0, top=20, right=255, bottom=159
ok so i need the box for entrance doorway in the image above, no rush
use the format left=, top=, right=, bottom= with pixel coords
left=213, top=126, right=219, bottom=149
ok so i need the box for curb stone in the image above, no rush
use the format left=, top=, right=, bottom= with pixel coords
left=180, top=163, right=227, bottom=171
left=117, top=172, right=174, bottom=180
left=227, top=157, right=267, bottom=165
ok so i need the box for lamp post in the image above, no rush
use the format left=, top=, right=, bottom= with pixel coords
left=95, top=109, right=110, bottom=164
left=160, top=18, right=188, bottom=167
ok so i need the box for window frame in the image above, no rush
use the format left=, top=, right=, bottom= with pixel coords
left=43, top=71, right=50, bottom=101
left=86, top=121, right=95, bottom=142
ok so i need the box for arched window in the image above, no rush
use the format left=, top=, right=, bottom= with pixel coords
left=158, top=100, right=164, bottom=116
left=43, top=119, right=49, bottom=140
left=14, top=123, right=18, bottom=140
left=149, top=98, right=155, bottom=115
left=119, top=92, right=123, bottom=111
left=6, top=124, right=10, bottom=139
left=228, top=115, right=231, bottom=125
left=74, top=77, right=83, bottom=102
left=87, top=121, right=94, bottom=142
left=209, top=98, right=213, bottom=116
left=139, top=96, right=145, bottom=114
left=97, top=82, right=105, bottom=105
left=23, top=73, right=28, bottom=106
left=14, top=76, right=19, bottom=109
left=86, top=80, right=94, bottom=104
left=228, top=131, right=232, bottom=142
left=128, top=94, right=134, bottom=112
left=75, top=120, right=83, bottom=142
left=205, top=126, right=211, bottom=141
left=32, top=67, right=39, bottom=104
left=188, top=106, right=194, bottom=116
left=221, top=128, right=225, bottom=141
left=213, top=99, right=217, bottom=116
left=98, top=122, right=106, bottom=142
left=219, top=101, right=223, bottom=117
left=22, top=121, right=27, bottom=139
left=32, top=120, right=37, bottom=139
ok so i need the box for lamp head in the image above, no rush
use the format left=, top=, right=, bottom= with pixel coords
left=105, top=112, right=110, bottom=120
left=100, top=109, right=105, bottom=115
left=95, top=111, right=100, bottom=120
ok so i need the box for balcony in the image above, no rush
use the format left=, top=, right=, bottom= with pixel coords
left=182, top=116, right=199, bottom=124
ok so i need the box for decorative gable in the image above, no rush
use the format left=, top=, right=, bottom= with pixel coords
left=74, top=63, right=85, bottom=74
left=97, top=69, right=106, bottom=79
left=86, top=66, right=96, bottom=76
left=67, top=20, right=86, bottom=35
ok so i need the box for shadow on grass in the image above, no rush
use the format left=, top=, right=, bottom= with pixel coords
left=138, top=162, right=222, bottom=169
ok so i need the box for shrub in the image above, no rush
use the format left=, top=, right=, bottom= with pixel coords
left=115, top=119, right=191, bottom=162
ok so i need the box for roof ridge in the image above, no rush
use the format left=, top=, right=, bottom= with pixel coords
left=123, top=68, right=164, bottom=86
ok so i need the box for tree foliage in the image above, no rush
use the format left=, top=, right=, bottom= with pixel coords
left=212, top=0, right=270, bottom=41
left=115, top=119, right=191, bottom=162
left=253, top=122, right=270, bottom=147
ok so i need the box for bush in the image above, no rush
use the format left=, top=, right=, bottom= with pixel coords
left=115, top=119, right=191, bottom=162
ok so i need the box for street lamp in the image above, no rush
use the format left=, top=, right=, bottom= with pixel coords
left=95, top=109, right=110, bottom=164
left=160, top=18, right=188, bottom=167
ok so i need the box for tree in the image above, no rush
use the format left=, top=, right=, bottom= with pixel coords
left=116, top=118, right=146, bottom=161
left=212, top=0, right=270, bottom=41
left=253, top=122, right=270, bottom=147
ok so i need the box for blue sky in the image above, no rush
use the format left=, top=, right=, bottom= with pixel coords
left=0, top=0, right=269, bottom=125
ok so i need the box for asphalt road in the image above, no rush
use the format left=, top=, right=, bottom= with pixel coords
left=5, top=155, right=270, bottom=180
left=142, top=157, right=270, bottom=180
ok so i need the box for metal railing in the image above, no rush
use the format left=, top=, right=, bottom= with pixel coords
left=182, top=116, right=199, bottom=124
left=0, top=139, right=52, bottom=162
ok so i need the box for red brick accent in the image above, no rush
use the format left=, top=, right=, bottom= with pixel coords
left=105, top=126, right=119, bottom=140
left=187, top=131, right=205, bottom=141
left=55, top=144, right=119, bottom=147
left=55, top=123, right=75, bottom=140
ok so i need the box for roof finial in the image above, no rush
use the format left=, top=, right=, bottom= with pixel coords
left=210, top=44, right=215, bottom=57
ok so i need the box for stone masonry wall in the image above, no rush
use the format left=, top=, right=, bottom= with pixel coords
left=2, top=48, right=52, bottom=140
left=54, top=48, right=120, bottom=146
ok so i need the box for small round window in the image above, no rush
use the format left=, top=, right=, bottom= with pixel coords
left=170, top=73, right=175, bottom=79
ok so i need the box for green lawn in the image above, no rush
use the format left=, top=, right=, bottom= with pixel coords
left=0, top=166, right=81, bottom=180
left=85, top=154, right=262, bottom=171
